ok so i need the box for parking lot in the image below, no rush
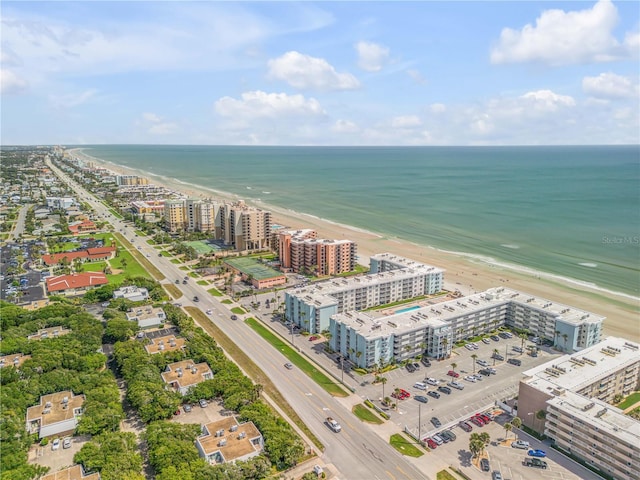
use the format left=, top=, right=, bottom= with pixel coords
left=357, top=335, right=562, bottom=439
left=29, top=434, right=91, bottom=473
left=420, top=414, right=590, bottom=480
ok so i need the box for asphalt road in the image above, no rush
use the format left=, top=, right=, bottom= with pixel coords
left=47, top=158, right=429, bottom=480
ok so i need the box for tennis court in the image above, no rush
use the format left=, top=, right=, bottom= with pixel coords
left=184, top=241, right=219, bottom=255
left=225, top=256, right=282, bottom=280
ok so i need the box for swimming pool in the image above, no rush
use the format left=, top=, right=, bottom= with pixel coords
left=395, top=305, right=421, bottom=314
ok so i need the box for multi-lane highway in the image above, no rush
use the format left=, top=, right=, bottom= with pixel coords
left=46, top=157, right=429, bottom=480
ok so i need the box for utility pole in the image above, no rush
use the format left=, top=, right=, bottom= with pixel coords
left=418, top=403, right=422, bottom=445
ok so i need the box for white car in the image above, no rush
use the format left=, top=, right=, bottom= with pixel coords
left=464, top=344, right=475, bottom=351
left=425, top=377, right=439, bottom=386
left=51, top=438, right=60, bottom=450
left=511, top=440, right=530, bottom=449
left=477, top=359, right=489, bottom=367
left=464, top=375, right=477, bottom=383
left=206, top=309, right=213, bottom=315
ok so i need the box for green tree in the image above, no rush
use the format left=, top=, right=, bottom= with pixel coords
left=511, top=417, right=522, bottom=440
left=471, top=354, right=477, bottom=374
left=380, top=376, right=388, bottom=399
left=504, top=422, right=513, bottom=439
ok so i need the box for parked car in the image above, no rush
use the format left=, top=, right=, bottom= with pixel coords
left=414, top=395, right=429, bottom=404
left=448, top=381, right=465, bottom=390
left=480, top=458, right=490, bottom=472
left=183, top=404, right=192, bottom=413
left=431, top=417, right=442, bottom=428
left=51, top=438, right=60, bottom=450
left=432, top=434, right=445, bottom=445
left=308, top=335, right=319, bottom=341
left=480, top=414, right=491, bottom=423
left=513, top=346, right=523, bottom=353
left=437, top=386, right=452, bottom=395
left=464, top=344, right=475, bottom=351
left=62, top=437, right=72, bottom=449
left=498, top=332, right=510, bottom=339
left=492, top=471, right=503, bottom=480
left=284, top=363, right=293, bottom=370
left=206, top=309, right=212, bottom=315
left=231, top=315, right=238, bottom=320
left=421, top=357, right=431, bottom=367
left=406, top=363, right=416, bottom=373
left=507, top=358, right=522, bottom=366
left=477, top=359, right=489, bottom=367
left=511, top=440, right=530, bottom=449
left=490, top=335, right=500, bottom=341
left=441, top=429, right=456, bottom=441
left=426, top=438, right=438, bottom=449
left=412, top=362, right=421, bottom=370
left=313, top=465, right=324, bottom=476
left=482, top=338, right=491, bottom=344
left=464, top=375, right=477, bottom=383
left=427, top=391, right=441, bottom=399
left=198, top=399, right=208, bottom=408
left=492, top=353, right=505, bottom=361
left=425, top=377, right=439, bottom=386
left=447, top=370, right=460, bottom=378
left=524, top=458, right=548, bottom=469
left=528, top=449, right=547, bottom=458
left=458, top=421, right=473, bottom=432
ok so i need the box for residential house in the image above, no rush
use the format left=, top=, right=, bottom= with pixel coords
left=45, top=273, right=108, bottom=296
left=26, top=391, right=85, bottom=439
left=113, top=286, right=149, bottom=302
left=126, top=306, right=166, bottom=329
left=161, top=360, right=213, bottom=395
left=196, top=416, right=264, bottom=465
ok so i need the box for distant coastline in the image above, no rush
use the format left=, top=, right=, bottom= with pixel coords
left=70, top=146, right=640, bottom=342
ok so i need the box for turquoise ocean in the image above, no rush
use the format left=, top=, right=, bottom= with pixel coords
left=79, top=145, right=640, bottom=298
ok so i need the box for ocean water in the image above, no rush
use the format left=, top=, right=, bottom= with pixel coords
left=79, top=145, right=640, bottom=298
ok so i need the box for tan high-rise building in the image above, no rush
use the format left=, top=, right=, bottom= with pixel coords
left=278, top=229, right=317, bottom=271
left=164, top=200, right=186, bottom=232
left=193, top=200, right=221, bottom=235
left=221, top=201, right=271, bottom=251
left=278, top=229, right=356, bottom=275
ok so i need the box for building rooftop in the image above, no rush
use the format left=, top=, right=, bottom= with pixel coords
left=126, top=306, right=165, bottom=323
left=522, top=337, right=640, bottom=393
left=144, top=335, right=186, bottom=354
left=27, top=326, right=72, bottom=341
left=331, top=286, right=604, bottom=340
left=548, top=390, right=640, bottom=447
left=161, top=360, right=213, bottom=390
left=197, top=416, right=262, bottom=462
left=41, top=465, right=100, bottom=480
left=26, top=391, right=85, bottom=427
left=45, top=273, right=109, bottom=292
left=0, top=353, right=31, bottom=368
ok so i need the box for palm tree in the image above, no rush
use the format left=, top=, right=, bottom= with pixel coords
left=504, top=422, right=513, bottom=440
left=355, top=350, right=363, bottom=368
left=519, top=332, right=528, bottom=352
left=450, top=362, right=458, bottom=373
left=511, top=417, right=522, bottom=440
left=471, top=354, right=478, bottom=374
left=554, top=329, right=561, bottom=347
left=380, top=376, right=388, bottom=399
left=493, top=348, right=500, bottom=366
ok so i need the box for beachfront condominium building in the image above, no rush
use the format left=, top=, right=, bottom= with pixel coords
left=285, top=254, right=444, bottom=336
left=278, top=229, right=357, bottom=275
left=116, top=175, right=148, bottom=186
left=164, top=199, right=186, bottom=232
left=517, top=337, right=640, bottom=480
left=327, top=284, right=605, bottom=368
left=221, top=201, right=271, bottom=251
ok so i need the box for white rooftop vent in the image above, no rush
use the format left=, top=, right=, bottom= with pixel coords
left=42, top=408, right=51, bottom=414
left=45, top=401, right=52, bottom=408
left=230, top=425, right=238, bottom=432
left=62, top=396, right=69, bottom=404
left=238, top=432, right=246, bottom=439
left=218, top=439, right=227, bottom=447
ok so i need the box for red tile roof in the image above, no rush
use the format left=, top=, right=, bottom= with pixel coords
left=42, top=247, right=115, bottom=265
left=45, top=273, right=108, bottom=292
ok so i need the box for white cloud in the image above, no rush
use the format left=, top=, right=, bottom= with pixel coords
left=583, top=72, right=639, bottom=99
left=391, top=115, right=422, bottom=128
left=407, top=69, right=427, bottom=85
left=491, top=0, right=634, bottom=65
left=215, top=90, right=326, bottom=119
left=267, top=51, right=360, bottom=91
left=331, top=120, right=359, bottom=133
left=430, top=103, right=447, bottom=114
left=0, top=69, right=28, bottom=94
left=355, top=41, right=390, bottom=72
left=520, top=90, right=576, bottom=112
left=137, top=112, right=178, bottom=135
left=49, top=89, right=98, bottom=109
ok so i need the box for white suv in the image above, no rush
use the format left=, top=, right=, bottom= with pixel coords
left=425, top=377, right=439, bottom=386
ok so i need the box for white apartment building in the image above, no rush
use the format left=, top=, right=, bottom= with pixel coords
left=286, top=254, right=444, bottom=335
left=327, top=284, right=604, bottom=368
left=46, top=196, right=75, bottom=210
left=517, top=337, right=640, bottom=480
left=125, top=306, right=166, bottom=329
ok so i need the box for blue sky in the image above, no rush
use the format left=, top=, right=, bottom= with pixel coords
left=2, top=1, right=638, bottom=145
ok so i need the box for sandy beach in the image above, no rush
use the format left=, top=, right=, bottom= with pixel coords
left=73, top=149, right=640, bottom=342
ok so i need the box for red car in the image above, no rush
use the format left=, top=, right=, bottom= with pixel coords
left=480, top=414, right=491, bottom=423
left=470, top=416, right=484, bottom=427
left=392, top=389, right=411, bottom=400
left=426, top=438, right=438, bottom=449
left=400, top=389, right=411, bottom=398
left=308, top=335, right=319, bottom=341
left=447, top=370, right=460, bottom=378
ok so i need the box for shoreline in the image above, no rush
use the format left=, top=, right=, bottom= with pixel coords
left=70, top=148, right=640, bottom=342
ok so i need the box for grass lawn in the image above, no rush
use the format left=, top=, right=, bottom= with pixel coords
left=389, top=434, right=424, bottom=457
left=436, top=470, right=459, bottom=480
left=197, top=280, right=209, bottom=285
left=352, top=404, right=383, bottom=424
left=188, top=272, right=200, bottom=278
left=135, top=230, right=146, bottom=237
left=244, top=317, right=347, bottom=397
left=82, top=261, right=107, bottom=272
left=207, top=288, right=223, bottom=297
left=179, top=266, right=189, bottom=271
left=110, top=250, right=150, bottom=279
left=108, top=208, right=123, bottom=219
left=231, top=307, right=246, bottom=315
left=170, top=259, right=181, bottom=264
left=161, top=251, right=173, bottom=257
left=185, top=307, right=323, bottom=452
left=112, top=233, right=164, bottom=281
left=618, top=392, right=640, bottom=409
left=48, top=241, right=81, bottom=253
left=164, top=283, right=182, bottom=299
left=221, top=299, right=233, bottom=304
